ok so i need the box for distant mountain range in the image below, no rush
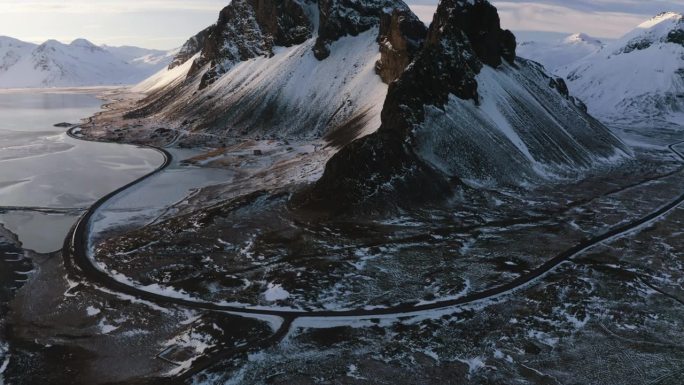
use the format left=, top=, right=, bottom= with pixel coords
left=0, top=37, right=176, bottom=88
left=518, top=12, right=684, bottom=123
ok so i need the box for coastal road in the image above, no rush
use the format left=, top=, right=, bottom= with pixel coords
left=62, top=133, right=684, bottom=319
left=61, top=128, right=684, bottom=375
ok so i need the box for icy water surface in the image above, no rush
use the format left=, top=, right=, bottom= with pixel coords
left=0, top=90, right=163, bottom=253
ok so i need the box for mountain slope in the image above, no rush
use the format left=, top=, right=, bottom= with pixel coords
left=126, top=0, right=426, bottom=143
left=301, top=0, right=630, bottom=212
left=0, top=37, right=175, bottom=88
left=559, top=12, right=684, bottom=122
left=0, top=37, right=36, bottom=73
left=517, top=33, right=603, bottom=73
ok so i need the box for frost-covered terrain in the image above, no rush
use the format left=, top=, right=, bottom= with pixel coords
left=520, top=12, right=684, bottom=123
left=3, top=0, right=684, bottom=384
left=0, top=37, right=175, bottom=88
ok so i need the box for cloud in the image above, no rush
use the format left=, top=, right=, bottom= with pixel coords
left=409, top=0, right=684, bottom=39
left=490, top=0, right=684, bottom=16
left=0, top=0, right=227, bottom=14
left=493, top=1, right=649, bottom=38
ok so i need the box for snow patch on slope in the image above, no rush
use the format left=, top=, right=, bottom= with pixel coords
left=132, top=53, right=199, bottom=94
left=141, top=29, right=387, bottom=141
left=559, top=12, right=684, bottom=121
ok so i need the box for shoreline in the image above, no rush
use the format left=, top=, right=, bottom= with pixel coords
left=0, top=86, right=128, bottom=95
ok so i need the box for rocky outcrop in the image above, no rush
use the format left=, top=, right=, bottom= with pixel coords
left=428, top=0, right=516, bottom=67
left=667, top=27, right=684, bottom=46
left=313, top=0, right=411, bottom=60
left=375, top=8, right=427, bottom=83
left=190, top=0, right=313, bottom=89
left=299, top=0, right=628, bottom=213
left=168, top=27, right=212, bottom=69
left=183, top=0, right=422, bottom=88
left=377, top=0, right=517, bottom=138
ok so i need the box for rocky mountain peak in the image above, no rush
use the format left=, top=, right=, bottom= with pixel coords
left=427, top=0, right=516, bottom=67
left=188, top=0, right=313, bottom=89
left=378, top=0, right=518, bottom=138
left=165, top=0, right=419, bottom=89
left=564, top=33, right=602, bottom=46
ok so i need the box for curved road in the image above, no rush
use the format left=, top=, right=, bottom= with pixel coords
left=62, top=131, right=684, bottom=317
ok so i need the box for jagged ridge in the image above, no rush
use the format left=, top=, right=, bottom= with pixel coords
left=127, top=0, right=424, bottom=144
left=301, top=0, right=629, bottom=213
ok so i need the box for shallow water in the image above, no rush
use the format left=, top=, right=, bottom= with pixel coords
left=0, top=91, right=163, bottom=253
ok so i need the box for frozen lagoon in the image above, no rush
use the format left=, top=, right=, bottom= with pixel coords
left=0, top=89, right=163, bottom=253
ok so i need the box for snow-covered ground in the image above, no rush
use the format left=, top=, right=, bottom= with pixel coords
left=132, top=53, right=198, bottom=94
left=0, top=36, right=175, bottom=88
left=89, top=146, right=236, bottom=243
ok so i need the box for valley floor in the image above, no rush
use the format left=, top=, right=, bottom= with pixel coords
left=2, top=90, right=684, bottom=384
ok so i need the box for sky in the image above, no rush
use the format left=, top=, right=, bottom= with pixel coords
left=0, top=0, right=683, bottom=49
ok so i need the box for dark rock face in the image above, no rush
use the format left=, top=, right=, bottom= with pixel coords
left=379, top=0, right=517, bottom=138
left=375, top=8, right=427, bottom=84
left=191, top=0, right=313, bottom=89
left=168, top=26, right=212, bottom=69
left=301, top=132, right=451, bottom=214
left=667, top=28, right=684, bottom=46
left=313, top=0, right=412, bottom=60
left=428, top=0, right=516, bottom=67
left=549, top=77, right=569, bottom=98
left=620, top=38, right=653, bottom=54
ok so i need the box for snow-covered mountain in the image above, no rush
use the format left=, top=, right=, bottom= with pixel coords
left=301, top=0, right=630, bottom=212
left=0, top=37, right=175, bottom=88
left=557, top=12, right=684, bottom=122
left=519, top=12, right=684, bottom=123
left=127, top=0, right=427, bottom=143
left=126, top=0, right=629, bottom=212
left=0, top=36, right=36, bottom=73
left=517, top=33, right=604, bottom=73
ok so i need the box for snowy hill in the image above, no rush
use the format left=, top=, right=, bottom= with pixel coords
left=515, top=12, right=684, bottom=123
left=517, top=33, right=604, bottom=73
left=558, top=12, right=684, bottom=122
left=0, top=37, right=175, bottom=88
left=0, top=36, right=36, bottom=73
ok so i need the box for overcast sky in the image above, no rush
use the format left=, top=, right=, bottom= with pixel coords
left=0, top=0, right=683, bottom=49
